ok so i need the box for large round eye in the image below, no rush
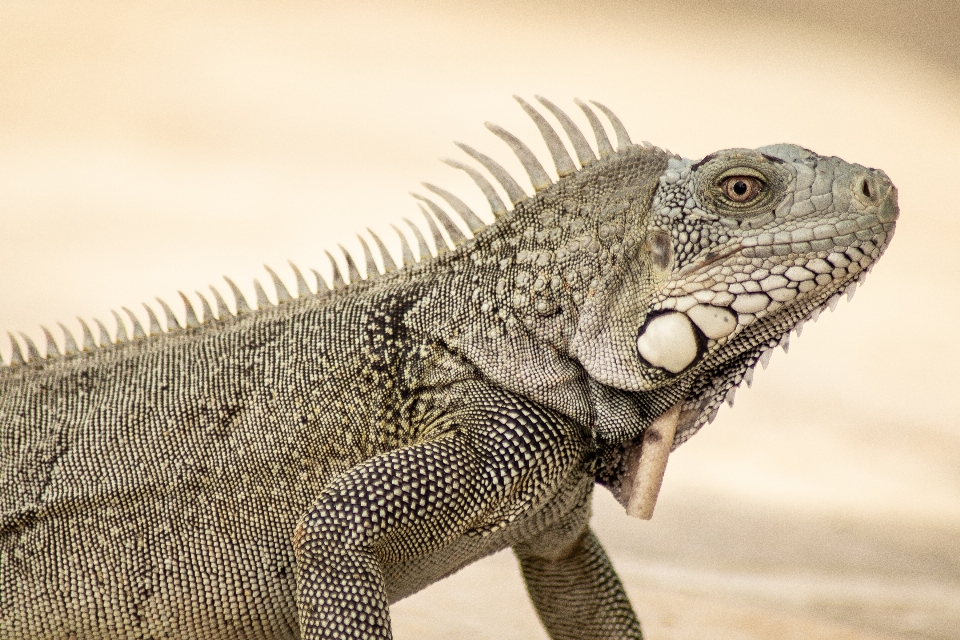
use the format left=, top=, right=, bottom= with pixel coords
left=720, top=176, right=763, bottom=204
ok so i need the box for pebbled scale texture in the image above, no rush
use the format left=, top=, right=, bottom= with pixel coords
left=0, top=98, right=898, bottom=639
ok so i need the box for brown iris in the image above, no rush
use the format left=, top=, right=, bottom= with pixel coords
left=720, top=176, right=763, bottom=203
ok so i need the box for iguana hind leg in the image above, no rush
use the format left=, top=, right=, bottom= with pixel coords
left=515, top=525, right=643, bottom=640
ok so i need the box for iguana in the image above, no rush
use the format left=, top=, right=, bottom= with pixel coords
left=0, top=96, right=898, bottom=639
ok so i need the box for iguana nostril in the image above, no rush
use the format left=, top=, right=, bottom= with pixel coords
left=861, top=179, right=871, bottom=199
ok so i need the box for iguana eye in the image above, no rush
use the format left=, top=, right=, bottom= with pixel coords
left=721, top=176, right=763, bottom=203
left=695, top=159, right=781, bottom=218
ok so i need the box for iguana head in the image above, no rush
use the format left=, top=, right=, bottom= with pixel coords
left=636, top=144, right=897, bottom=441
left=571, top=142, right=897, bottom=518
left=565, top=139, right=896, bottom=415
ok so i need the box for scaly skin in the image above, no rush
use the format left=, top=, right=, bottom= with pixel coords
left=0, top=98, right=897, bottom=639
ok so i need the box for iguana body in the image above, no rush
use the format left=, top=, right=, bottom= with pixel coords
left=0, top=97, right=898, bottom=639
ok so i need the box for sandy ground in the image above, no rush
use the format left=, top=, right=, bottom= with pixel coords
left=1, top=2, right=958, bottom=638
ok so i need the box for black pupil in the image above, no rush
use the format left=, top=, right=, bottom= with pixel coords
left=733, top=180, right=748, bottom=196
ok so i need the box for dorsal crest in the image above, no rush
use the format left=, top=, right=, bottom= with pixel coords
left=1, top=97, right=650, bottom=370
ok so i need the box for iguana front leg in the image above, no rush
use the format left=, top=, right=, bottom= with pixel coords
left=292, top=384, right=590, bottom=639
left=515, top=523, right=643, bottom=640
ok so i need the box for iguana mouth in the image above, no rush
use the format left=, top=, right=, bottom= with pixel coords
left=639, top=210, right=893, bottom=381
left=678, top=243, right=743, bottom=277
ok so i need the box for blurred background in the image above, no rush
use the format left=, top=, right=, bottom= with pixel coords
left=1, top=1, right=958, bottom=638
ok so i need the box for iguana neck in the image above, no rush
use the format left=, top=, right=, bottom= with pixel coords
left=406, top=144, right=673, bottom=437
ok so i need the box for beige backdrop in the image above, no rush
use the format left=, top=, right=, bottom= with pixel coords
left=1, top=2, right=958, bottom=639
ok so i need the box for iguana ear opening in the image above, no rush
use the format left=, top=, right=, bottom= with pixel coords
left=647, top=230, right=673, bottom=273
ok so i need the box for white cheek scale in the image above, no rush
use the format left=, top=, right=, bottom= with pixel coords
left=635, top=312, right=699, bottom=373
